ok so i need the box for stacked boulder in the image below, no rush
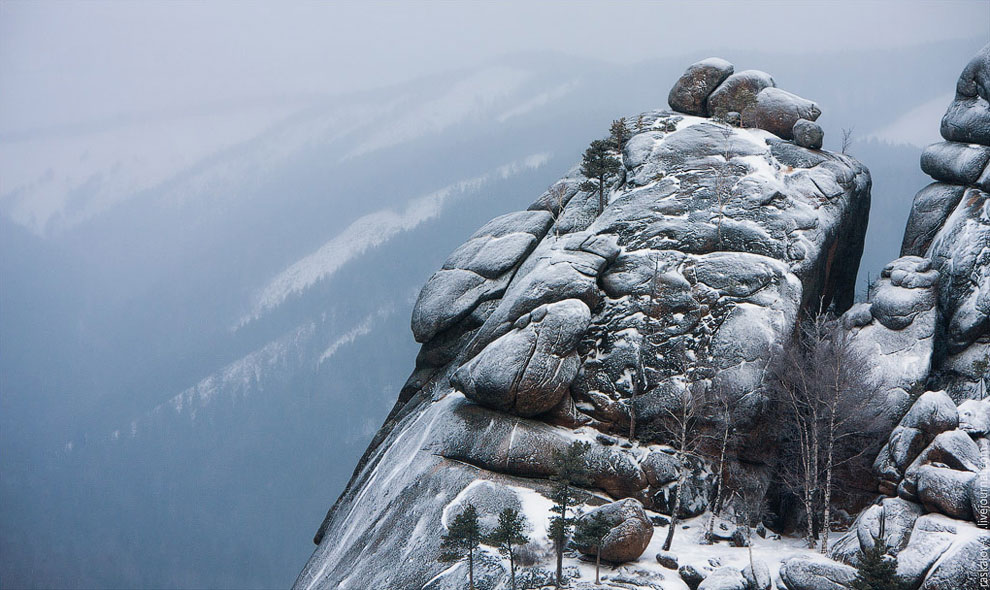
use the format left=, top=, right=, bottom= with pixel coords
left=669, top=57, right=824, bottom=148
left=900, top=43, right=990, bottom=400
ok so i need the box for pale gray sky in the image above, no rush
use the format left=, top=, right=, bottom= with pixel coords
left=2, top=0, right=987, bottom=137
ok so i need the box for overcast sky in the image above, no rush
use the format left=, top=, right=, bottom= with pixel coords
left=2, top=0, right=988, bottom=138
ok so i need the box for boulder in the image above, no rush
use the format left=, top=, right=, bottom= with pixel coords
left=888, top=426, right=928, bottom=472
left=707, top=70, right=776, bottom=120
left=940, top=43, right=990, bottom=145
left=698, top=566, right=747, bottom=590
left=899, top=391, right=958, bottom=436
left=958, top=399, right=990, bottom=436
left=917, top=465, right=976, bottom=520
left=655, top=550, right=678, bottom=569
left=641, top=451, right=680, bottom=487
left=896, top=515, right=958, bottom=586
left=900, top=183, right=967, bottom=257
left=668, top=57, right=735, bottom=116
left=778, top=558, right=856, bottom=590
left=574, top=498, right=653, bottom=563
left=451, top=299, right=590, bottom=417
left=679, top=564, right=707, bottom=590
left=742, top=560, right=772, bottom=590
left=793, top=119, right=824, bottom=149
left=740, top=88, right=821, bottom=139
left=919, top=531, right=990, bottom=590
left=920, top=141, right=990, bottom=186
left=855, top=497, right=925, bottom=556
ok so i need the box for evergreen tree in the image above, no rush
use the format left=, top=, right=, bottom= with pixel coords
left=548, top=441, right=591, bottom=588
left=486, top=508, right=529, bottom=590
left=609, top=117, right=630, bottom=152
left=573, top=513, right=613, bottom=584
left=850, top=535, right=907, bottom=590
left=439, top=504, right=481, bottom=590
left=579, top=139, right=621, bottom=215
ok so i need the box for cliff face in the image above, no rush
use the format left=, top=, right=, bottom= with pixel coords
left=295, top=59, right=873, bottom=590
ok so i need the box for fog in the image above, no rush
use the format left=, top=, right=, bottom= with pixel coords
left=1, top=2, right=987, bottom=588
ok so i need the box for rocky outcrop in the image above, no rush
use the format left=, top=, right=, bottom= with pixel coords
left=296, top=58, right=871, bottom=589
left=900, top=43, right=990, bottom=400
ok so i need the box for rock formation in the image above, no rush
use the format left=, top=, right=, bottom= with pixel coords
left=900, top=43, right=990, bottom=401
left=296, top=47, right=987, bottom=590
left=295, top=56, right=870, bottom=589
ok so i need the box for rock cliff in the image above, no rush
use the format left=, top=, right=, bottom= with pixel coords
left=295, top=57, right=871, bottom=589
left=295, top=47, right=988, bottom=590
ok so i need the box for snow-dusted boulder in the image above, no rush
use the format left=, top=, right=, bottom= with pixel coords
left=940, top=43, right=990, bottom=145
left=573, top=498, right=653, bottom=563
left=793, top=119, right=823, bottom=149
left=778, top=558, right=856, bottom=590
left=697, top=566, right=747, bottom=590
left=706, top=70, right=776, bottom=120
left=668, top=57, right=735, bottom=116
left=741, top=88, right=821, bottom=140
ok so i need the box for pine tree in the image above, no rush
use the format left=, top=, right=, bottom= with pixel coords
left=549, top=441, right=591, bottom=588
left=850, top=535, right=907, bottom=590
left=579, top=139, right=621, bottom=215
left=573, top=513, right=613, bottom=584
left=609, top=117, right=630, bottom=152
left=486, top=508, right=529, bottom=590
left=439, top=504, right=482, bottom=590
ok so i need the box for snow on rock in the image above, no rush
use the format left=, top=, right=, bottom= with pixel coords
left=296, top=57, right=874, bottom=589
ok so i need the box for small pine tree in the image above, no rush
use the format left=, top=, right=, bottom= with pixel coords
left=439, top=504, right=482, bottom=590
left=609, top=117, right=630, bottom=152
left=573, top=513, right=613, bottom=584
left=486, top=508, right=529, bottom=590
left=850, top=535, right=906, bottom=590
left=580, top=139, right=621, bottom=215
left=549, top=441, right=591, bottom=588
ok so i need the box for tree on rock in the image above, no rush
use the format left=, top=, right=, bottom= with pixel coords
left=579, top=139, right=621, bottom=215
left=439, top=504, right=481, bottom=590
left=486, top=508, right=529, bottom=590
left=549, top=441, right=591, bottom=588
left=851, top=535, right=907, bottom=590
left=573, top=513, right=613, bottom=584
left=610, top=117, right=630, bottom=152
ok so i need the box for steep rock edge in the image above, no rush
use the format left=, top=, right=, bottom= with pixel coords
left=296, top=57, right=873, bottom=590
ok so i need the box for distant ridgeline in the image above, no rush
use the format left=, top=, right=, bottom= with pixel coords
left=295, top=46, right=990, bottom=590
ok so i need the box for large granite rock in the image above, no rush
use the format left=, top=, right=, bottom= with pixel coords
left=779, top=558, right=856, bottom=590
left=668, top=58, right=734, bottom=116
left=940, top=43, right=990, bottom=145
left=574, top=498, right=653, bottom=563
left=295, top=60, right=872, bottom=589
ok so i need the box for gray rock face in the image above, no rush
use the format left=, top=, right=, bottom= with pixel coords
left=574, top=498, right=653, bottom=563
left=793, top=119, right=823, bottom=149
left=741, top=88, right=821, bottom=140
left=916, top=465, right=976, bottom=519
left=958, top=399, right=990, bottom=435
left=668, top=57, right=735, bottom=116
left=679, top=564, right=707, bottom=590
left=779, top=558, right=856, bottom=590
left=844, top=261, right=939, bottom=427
left=296, top=60, right=873, bottom=589
left=901, top=183, right=966, bottom=257
left=451, top=299, right=590, bottom=417
left=707, top=70, right=776, bottom=120
left=741, top=560, right=772, bottom=590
